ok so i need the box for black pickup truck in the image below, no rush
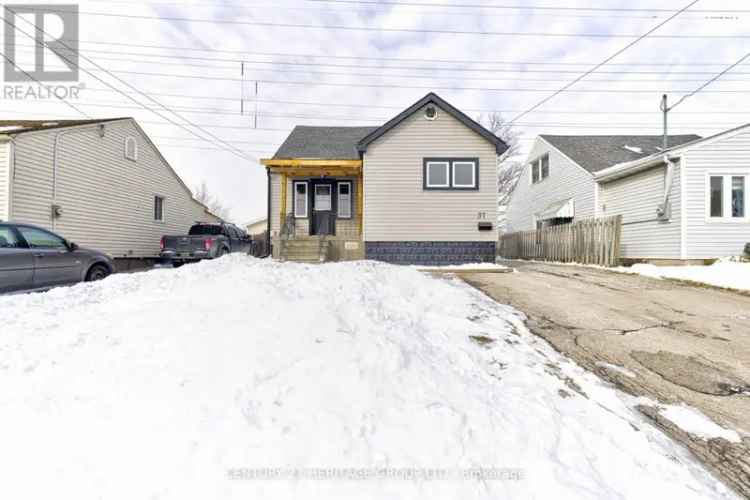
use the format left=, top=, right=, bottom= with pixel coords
left=160, top=222, right=253, bottom=266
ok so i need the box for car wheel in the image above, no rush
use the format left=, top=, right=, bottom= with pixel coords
left=172, top=261, right=184, bottom=268
left=216, top=247, right=225, bottom=258
left=86, top=263, right=111, bottom=282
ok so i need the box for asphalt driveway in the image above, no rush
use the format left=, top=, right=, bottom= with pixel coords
left=461, top=261, right=750, bottom=498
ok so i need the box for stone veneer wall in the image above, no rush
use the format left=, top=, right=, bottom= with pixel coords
left=365, top=242, right=496, bottom=265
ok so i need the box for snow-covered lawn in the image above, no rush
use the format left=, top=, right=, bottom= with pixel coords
left=0, top=256, right=737, bottom=499
left=620, top=261, right=750, bottom=291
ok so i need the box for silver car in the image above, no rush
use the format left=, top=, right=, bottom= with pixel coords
left=0, top=222, right=115, bottom=294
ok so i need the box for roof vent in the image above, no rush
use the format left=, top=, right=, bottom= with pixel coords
left=623, top=145, right=643, bottom=154
left=424, top=105, right=438, bottom=121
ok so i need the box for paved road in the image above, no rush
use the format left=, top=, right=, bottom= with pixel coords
left=461, top=261, right=750, bottom=498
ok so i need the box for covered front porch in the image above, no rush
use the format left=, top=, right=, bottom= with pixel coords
left=261, top=159, right=365, bottom=262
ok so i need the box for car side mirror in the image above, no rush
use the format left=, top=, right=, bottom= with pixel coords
left=68, top=241, right=79, bottom=251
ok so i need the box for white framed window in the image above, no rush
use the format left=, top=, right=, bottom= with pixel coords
left=530, top=154, right=550, bottom=184
left=707, top=173, right=747, bottom=221
left=452, top=161, right=477, bottom=188
left=293, top=181, right=308, bottom=218
left=314, top=184, right=332, bottom=211
left=154, top=195, right=165, bottom=222
left=425, top=161, right=450, bottom=188
left=124, top=136, right=138, bottom=161
left=337, top=181, right=352, bottom=219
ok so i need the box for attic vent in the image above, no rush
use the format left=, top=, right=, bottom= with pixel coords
left=424, top=105, right=438, bottom=120
left=623, top=145, right=643, bottom=154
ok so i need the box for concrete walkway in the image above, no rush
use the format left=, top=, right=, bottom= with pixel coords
left=461, top=261, right=750, bottom=498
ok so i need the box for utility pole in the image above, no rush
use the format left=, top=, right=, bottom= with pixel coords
left=254, top=81, right=258, bottom=129
left=660, top=94, right=670, bottom=150
left=240, top=61, right=245, bottom=115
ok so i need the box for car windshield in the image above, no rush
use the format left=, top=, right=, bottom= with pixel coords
left=188, top=225, right=223, bottom=236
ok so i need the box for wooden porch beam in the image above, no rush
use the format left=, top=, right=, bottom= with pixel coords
left=280, top=172, right=287, bottom=228
left=261, top=159, right=362, bottom=168
left=357, top=174, right=363, bottom=236
left=268, top=167, right=361, bottom=177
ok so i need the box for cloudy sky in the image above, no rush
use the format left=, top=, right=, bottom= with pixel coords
left=2, top=0, right=750, bottom=223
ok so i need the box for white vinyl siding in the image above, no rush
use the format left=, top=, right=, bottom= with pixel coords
left=364, top=104, right=497, bottom=242
left=599, top=163, right=683, bottom=259
left=506, top=138, right=596, bottom=232
left=9, top=120, right=217, bottom=258
left=0, top=141, right=9, bottom=220
left=683, top=128, right=750, bottom=259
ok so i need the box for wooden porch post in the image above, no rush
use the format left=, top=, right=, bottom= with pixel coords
left=280, top=173, right=288, bottom=228
left=357, top=174, right=363, bottom=236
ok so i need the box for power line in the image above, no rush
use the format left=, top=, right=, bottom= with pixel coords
left=0, top=50, right=91, bottom=118
left=4, top=6, right=255, bottom=163
left=670, top=51, right=750, bottom=110
left=82, top=0, right=715, bottom=21
left=306, top=0, right=750, bottom=14
left=26, top=50, right=750, bottom=83
left=29, top=38, right=749, bottom=68
left=53, top=67, right=750, bottom=93
left=509, top=0, right=702, bottom=125
left=13, top=98, right=750, bottom=127
left=23, top=7, right=750, bottom=39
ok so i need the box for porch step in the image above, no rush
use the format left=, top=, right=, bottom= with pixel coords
left=279, top=237, right=329, bottom=263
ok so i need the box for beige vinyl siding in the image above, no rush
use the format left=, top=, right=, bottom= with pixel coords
left=10, top=120, right=217, bottom=257
left=364, top=104, right=497, bottom=242
left=0, top=140, right=9, bottom=220
left=683, top=128, right=750, bottom=259
left=599, top=163, right=682, bottom=259
left=506, top=137, right=596, bottom=232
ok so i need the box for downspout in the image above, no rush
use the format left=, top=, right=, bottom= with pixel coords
left=656, top=154, right=676, bottom=220
left=265, top=166, right=271, bottom=257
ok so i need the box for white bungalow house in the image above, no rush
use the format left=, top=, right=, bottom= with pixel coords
left=507, top=126, right=750, bottom=263
left=261, top=93, right=508, bottom=264
left=0, top=118, right=219, bottom=260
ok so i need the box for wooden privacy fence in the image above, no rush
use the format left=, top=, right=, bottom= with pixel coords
left=499, top=215, right=623, bottom=267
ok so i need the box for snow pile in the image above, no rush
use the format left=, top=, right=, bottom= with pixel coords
left=660, top=405, right=742, bottom=444
left=0, top=256, right=737, bottom=499
left=621, top=261, right=750, bottom=291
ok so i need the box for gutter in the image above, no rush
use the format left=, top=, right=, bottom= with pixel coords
left=594, top=153, right=678, bottom=184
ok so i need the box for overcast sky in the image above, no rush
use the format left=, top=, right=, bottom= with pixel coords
left=3, top=0, right=750, bottom=224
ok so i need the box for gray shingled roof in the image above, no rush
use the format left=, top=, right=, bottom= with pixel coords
left=273, top=126, right=378, bottom=160
left=540, top=134, right=702, bottom=173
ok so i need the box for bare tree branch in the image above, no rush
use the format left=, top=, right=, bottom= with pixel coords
left=194, top=181, right=232, bottom=221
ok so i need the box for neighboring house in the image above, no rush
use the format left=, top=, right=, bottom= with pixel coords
left=261, top=93, right=508, bottom=264
left=507, top=128, right=750, bottom=262
left=0, top=118, right=219, bottom=259
left=245, top=217, right=267, bottom=236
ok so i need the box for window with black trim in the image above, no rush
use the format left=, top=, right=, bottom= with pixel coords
left=294, top=181, right=308, bottom=218
left=530, top=153, right=550, bottom=184
left=424, top=158, right=478, bottom=190
left=338, top=181, right=352, bottom=219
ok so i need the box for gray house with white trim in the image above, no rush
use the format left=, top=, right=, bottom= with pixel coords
left=507, top=127, right=750, bottom=262
left=262, top=93, right=508, bottom=264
